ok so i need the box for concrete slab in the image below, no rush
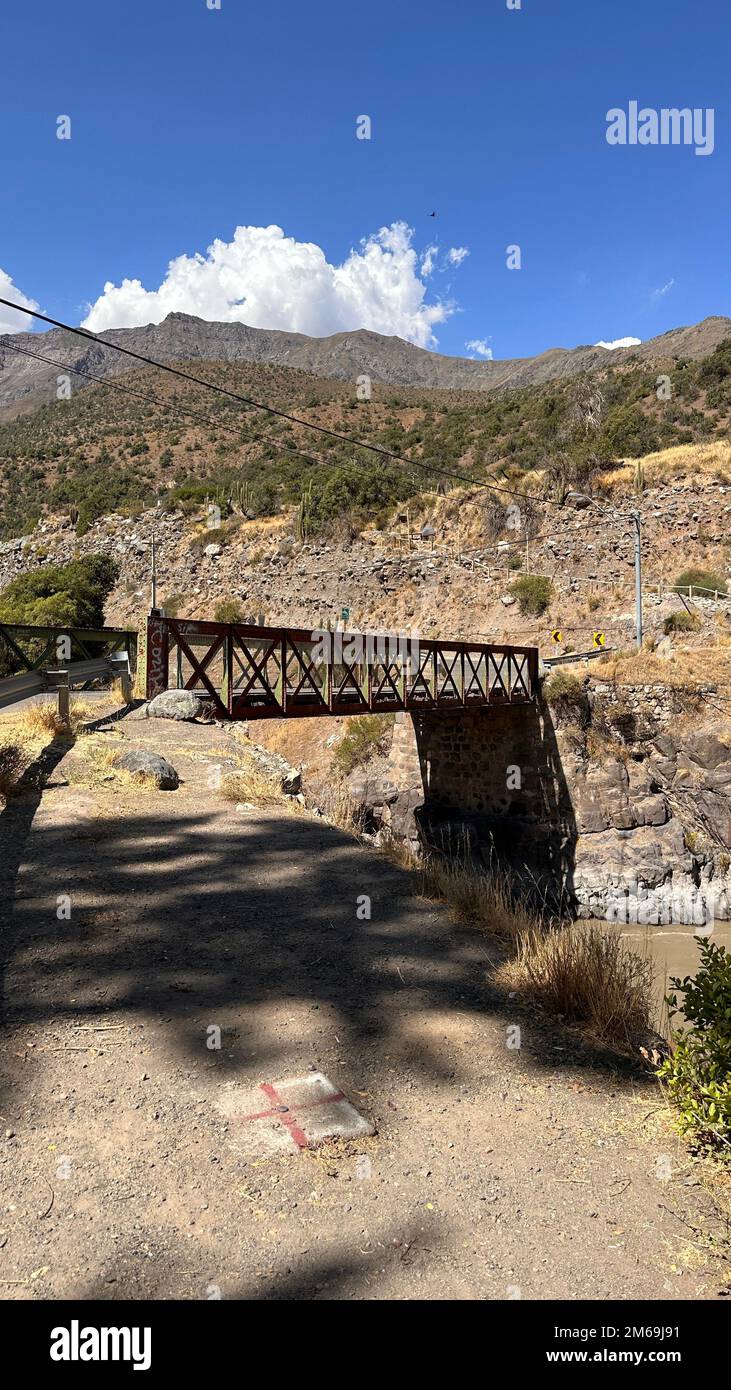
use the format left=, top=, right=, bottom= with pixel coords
left=218, top=1072, right=375, bottom=1155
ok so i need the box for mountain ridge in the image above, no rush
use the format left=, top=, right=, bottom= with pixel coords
left=0, top=311, right=729, bottom=418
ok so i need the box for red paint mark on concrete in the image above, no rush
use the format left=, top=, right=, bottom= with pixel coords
left=259, top=1081, right=311, bottom=1150
left=237, top=1080, right=347, bottom=1150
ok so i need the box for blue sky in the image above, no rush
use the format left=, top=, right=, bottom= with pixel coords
left=1, top=0, right=728, bottom=359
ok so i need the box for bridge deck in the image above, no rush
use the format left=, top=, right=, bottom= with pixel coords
left=144, top=616, right=539, bottom=720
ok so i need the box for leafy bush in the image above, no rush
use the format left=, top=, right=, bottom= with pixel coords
left=214, top=598, right=243, bottom=624
left=657, top=938, right=731, bottom=1154
left=332, top=714, right=394, bottom=776
left=543, top=669, right=586, bottom=711
left=663, top=610, right=701, bottom=635
left=673, top=567, right=728, bottom=597
left=511, top=573, right=553, bottom=616
left=0, top=554, right=119, bottom=629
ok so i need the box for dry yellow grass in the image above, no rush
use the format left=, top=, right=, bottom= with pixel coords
left=498, top=921, right=656, bottom=1055
left=381, top=836, right=536, bottom=940
left=219, top=764, right=285, bottom=806
left=68, top=736, right=160, bottom=795
left=594, top=641, right=731, bottom=693
left=376, top=842, right=657, bottom=1054
left=597, top=441, right=731, bottom=495
left=313, top=779, right=366, bottom=835
left=11, top=699, right=96, bottom=739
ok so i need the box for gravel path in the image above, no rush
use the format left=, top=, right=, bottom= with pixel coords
left=0, top=711, right=727, bottom=1301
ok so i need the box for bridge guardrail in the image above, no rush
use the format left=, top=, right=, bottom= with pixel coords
left=143, top=614, right=539, bottom=720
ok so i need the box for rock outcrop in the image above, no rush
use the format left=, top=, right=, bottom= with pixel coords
left=348, top=683, right=731, bottom=924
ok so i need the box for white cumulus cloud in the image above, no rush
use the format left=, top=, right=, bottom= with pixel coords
left=0, top=268, right=39, bottom=334
left=465, top=338, right=493, bottom=359
left=595, top=336, right=642, bottom=350
left=81, top=222, right=458, bottom=349
left=447, top=246, right=469, bottom=267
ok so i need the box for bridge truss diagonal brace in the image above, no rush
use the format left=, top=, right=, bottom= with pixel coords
left=145, top=616, right=539, bottom=718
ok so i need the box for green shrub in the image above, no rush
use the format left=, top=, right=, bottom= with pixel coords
left=663, top=610, right=700, bottom=635
left=657, top=938, right=731, bottom=1155
left=511, top=573, right=553, bottom=616
left=0, top=554, right=119, bottom=629
left=673, top=567, right=728, bottom=597
left=332, top=714, right=394, bottom=776
left=214, top=598, right=243, bottom=624
left=543, top=669, right=585, bottom=708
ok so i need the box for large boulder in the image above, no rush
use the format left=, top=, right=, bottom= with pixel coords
left=145, top=690, right=202, bottom=722
left=114, top=749, right=179, bottom=790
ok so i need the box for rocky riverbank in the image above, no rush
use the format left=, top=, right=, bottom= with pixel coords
left=336, top=675, right=731, bottom=925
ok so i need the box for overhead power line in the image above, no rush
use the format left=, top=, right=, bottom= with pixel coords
left=0, top=337, right=634, bottom=560
left=0, top=294, right=599, bottom=511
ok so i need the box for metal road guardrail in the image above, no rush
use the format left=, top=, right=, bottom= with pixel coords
left=0, top=622, right=136, bottom=676
left=45, top=653, right=131, bottom=689
left=542, top=647, right=614, bottom=669
left=0, top=669, right=46, bottom=711
left=0, top=652, right=131, bottom=712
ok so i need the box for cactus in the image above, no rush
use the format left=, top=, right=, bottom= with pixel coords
left=633, top=458, right=645, bottom=496
left=296, top=480, right=313, bottom=542
left=232, top=478, right=253, bottom=514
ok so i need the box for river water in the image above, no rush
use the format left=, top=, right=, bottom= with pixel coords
left=597, top=919, right=731, bottom=1029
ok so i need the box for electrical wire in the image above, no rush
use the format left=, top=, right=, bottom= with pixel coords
left=0, top=295, right=636, bottom=518
left=0, top=335, right=635, bottom=558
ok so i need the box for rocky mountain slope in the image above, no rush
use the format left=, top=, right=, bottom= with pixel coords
left=1, top=311, right=730, bottom=417
left=2, top=329, right=731, bottom=544
left=2, top=440, right=730, bottom=660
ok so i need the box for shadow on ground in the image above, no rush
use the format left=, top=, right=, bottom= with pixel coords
left=1, top=767, right=645, bottom=1114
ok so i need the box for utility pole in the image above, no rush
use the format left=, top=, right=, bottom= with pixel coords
left=633, top=509, right=643, bottom=650
left=150, top=529, right=157, bottom=613
left=150, top=498, right=161, bottom=614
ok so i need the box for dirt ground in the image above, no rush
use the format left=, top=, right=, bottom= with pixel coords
left=0, top=706, right=728, bottom=1302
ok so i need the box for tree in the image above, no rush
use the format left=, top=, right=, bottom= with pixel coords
left=0, top=553, right=120, bottom=629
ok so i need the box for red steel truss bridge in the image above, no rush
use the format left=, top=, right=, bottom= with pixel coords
left=143, top=615, right=539, bottom=720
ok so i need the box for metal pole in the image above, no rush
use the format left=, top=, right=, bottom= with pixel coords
left=150, top=499, right=162, bottom=614
left=633, top=510, right=643, bottom=650
left=151, top=530, right=157, bottom=613
left=57, top=672, right=70, bottom=730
